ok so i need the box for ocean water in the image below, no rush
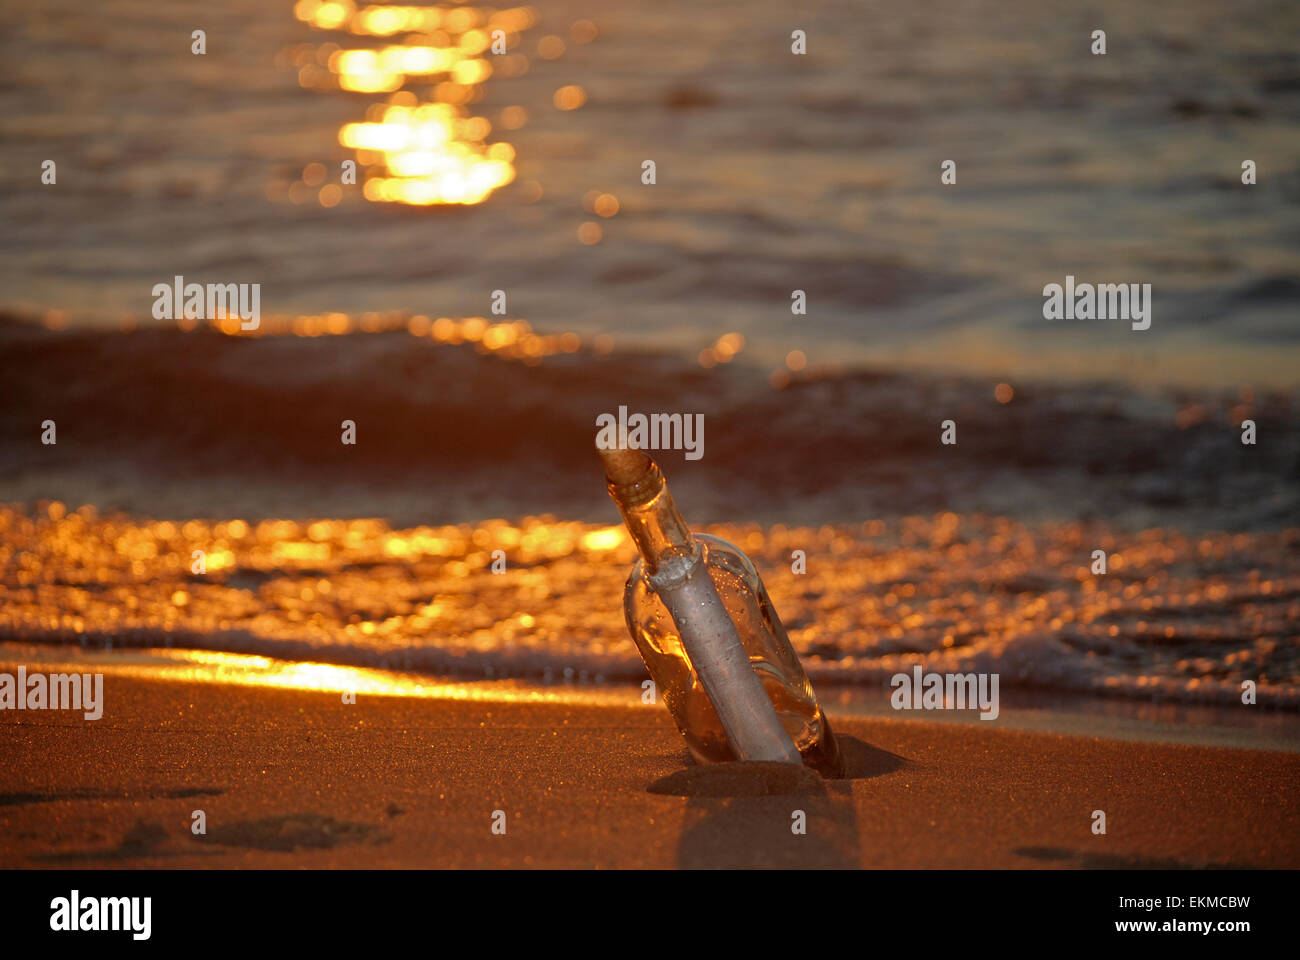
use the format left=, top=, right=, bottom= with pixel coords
left=1, top=498, right=1297, bottom=708
left=1, top=1, right=1297, bottom=726
left=1, top=0, right=1298, bottom=386
left=1, top=320, right=1298, bottom=716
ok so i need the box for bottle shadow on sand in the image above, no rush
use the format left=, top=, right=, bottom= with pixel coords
left=647, top=735, right=905, bottom=868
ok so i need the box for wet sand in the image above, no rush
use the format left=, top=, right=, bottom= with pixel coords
left=2, top=673, right=1297, bottom=868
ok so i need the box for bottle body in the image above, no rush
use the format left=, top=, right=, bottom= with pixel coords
left=625, top=533, right=843, bottom=777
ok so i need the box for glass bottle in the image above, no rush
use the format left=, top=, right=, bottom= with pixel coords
left=600, top=447, right=843, bottom=778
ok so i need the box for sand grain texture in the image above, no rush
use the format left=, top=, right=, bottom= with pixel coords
left=2, top=676, right=1296, bottom=869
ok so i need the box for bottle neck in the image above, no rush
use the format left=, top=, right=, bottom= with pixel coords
left=607, top=462, right=696, bottom=575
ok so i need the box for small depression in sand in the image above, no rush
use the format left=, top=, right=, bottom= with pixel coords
left=197, top=813, right=391, bottom=852
left=647, top=736, right=907, bottom=797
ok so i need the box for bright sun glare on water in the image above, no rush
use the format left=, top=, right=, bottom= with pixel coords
left=291, top=1, right=537, bottom=205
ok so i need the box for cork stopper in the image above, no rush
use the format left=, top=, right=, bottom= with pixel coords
left=597, top=444, right=662, bottom=506
left=598, top=446, right=652, bottom=485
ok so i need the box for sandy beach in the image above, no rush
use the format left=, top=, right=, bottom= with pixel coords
left=3, top=673, right=1296, bottom=869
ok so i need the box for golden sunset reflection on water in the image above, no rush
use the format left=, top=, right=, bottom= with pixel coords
left=2, top=505, right=1296, bottom=706
left=170, top=308, right=590, bottom=364
left=290, top=1, right=539, bottom=205
left=0, top=644, right=640, bottom=705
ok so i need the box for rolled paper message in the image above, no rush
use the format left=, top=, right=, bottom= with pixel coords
left=599, top=445, right=802, bottom=765
left=647, top=554, right=803, bottom=764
